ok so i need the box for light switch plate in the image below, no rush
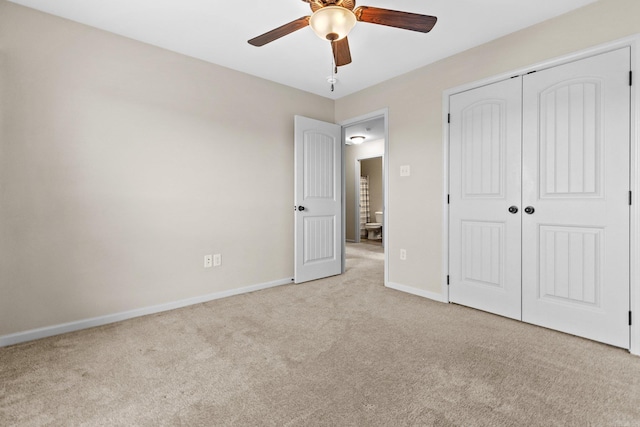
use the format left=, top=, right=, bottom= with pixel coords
left=400, top=165, right=411, bottom=177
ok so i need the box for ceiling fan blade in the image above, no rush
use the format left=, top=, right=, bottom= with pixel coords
left=332, top=37, right=352, bottom=67
left=248, top=17, right=310, bottom=47
left=354, top=6, right=437, bottom=33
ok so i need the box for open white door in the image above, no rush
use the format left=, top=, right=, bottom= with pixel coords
left=294, top=115, right=342, bottom=283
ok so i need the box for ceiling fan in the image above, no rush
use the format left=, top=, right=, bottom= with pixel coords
left=247, top=0, right=437, bottom=68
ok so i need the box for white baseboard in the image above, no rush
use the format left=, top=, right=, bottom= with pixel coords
left=386, top=281, right=449, bottom=303
left=0, top=277, right=293, bottom=348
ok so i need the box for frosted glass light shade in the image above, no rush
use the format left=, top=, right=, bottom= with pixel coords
left=309, top=6, right=356, bottom=41
left=350, top=136, right=365, bottom=144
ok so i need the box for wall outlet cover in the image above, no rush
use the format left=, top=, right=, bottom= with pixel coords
left=204, top=254, right=213, bottom=268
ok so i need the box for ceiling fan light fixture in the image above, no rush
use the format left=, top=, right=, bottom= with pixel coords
left=350, top=135, right=365, bottom=145
left=309, top=6, right=356, bottom=41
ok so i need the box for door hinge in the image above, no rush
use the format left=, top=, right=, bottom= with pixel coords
left=630, top=70, right=633, bottom=86
left=447, top=194, right=450, bottom=204
left=629, top=311, right=633, bottom=326
left=630, top=191, right=633, bottom=206
left=447, top=275, right=450, bottom=285
left=447, top=113, right=451, bottom=124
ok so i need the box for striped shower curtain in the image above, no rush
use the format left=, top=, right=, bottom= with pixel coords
left=360, top=176, right=370, bottom=237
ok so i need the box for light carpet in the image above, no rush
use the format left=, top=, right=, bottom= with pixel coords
left=1, top=243, right=640, bottom=426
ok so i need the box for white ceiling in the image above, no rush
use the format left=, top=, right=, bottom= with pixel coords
left=9, top=0, right=597, bottom=100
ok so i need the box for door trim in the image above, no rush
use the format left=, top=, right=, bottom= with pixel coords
left=442, top=34, right=640, bottom=355
left=339, top=108, right=389, bottom=286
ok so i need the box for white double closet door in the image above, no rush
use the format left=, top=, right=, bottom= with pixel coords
left=449, top=48, right=631, bottom=348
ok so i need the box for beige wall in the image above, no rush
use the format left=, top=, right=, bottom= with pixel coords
left=335, top=0, right=640, bottom=294
left=344, top=139, right=384, bottom=241
left=0, top=1, right=333, bottom=336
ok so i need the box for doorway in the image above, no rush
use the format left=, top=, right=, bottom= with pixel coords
left=340, top=109, right=389, bottom=285
left=355, top=156, right=384, bottom=246
left=294, top=110, right=388, bottom=285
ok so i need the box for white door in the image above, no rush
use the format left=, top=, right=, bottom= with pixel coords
left=294, top=115, right=342, bottom=284
left=521, top=48, right=630, bottom=348
left=449, top=77, right=523, bottom=320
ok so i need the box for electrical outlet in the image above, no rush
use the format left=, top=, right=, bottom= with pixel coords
left=204, top=254, right=213, bottom=268
left=400, top=249, right=407, bottom=260
left=400, top=165, right=411, bottom=177
left=213, top=254, right=221, bottom=267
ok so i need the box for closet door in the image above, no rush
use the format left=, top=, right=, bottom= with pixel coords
left=449, top=77, right=523, bottom=320
left=521, top=48, right=630, bottom=348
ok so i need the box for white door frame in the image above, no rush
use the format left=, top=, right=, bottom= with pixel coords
left=442, top=34, right=640, bottom=355
left=339, top=108, right=390, bottom=286
left=354, top=159, right=361, bottom=244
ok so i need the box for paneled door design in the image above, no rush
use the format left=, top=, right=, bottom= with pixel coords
left=449, top=48, right=631, bottom=348
left=521, top=48, right=630, bottom=348
left=449, top=77, right=523, bottom=320
left=294, top=115, right=342, bottom=284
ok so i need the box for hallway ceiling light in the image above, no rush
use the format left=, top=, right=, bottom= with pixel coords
left=350, top=135, right=365, bottom=144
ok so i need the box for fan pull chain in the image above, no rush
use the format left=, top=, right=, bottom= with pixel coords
left=328, top=50, right=337, bottom=92
left=331, top=55, right=335, bottom=92
left=331, top=64, right=335, bottom=92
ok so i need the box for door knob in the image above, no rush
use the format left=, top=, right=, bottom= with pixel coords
left=297, top=206, right=305, bottom=211
left=508, top=206, right=518, bottom=214
left=524, top=206, right=535, bottom=214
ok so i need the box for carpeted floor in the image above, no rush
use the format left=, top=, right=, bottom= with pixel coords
left=1, top=243, right=640, bottom=426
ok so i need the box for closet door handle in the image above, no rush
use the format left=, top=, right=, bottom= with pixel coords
left=524, top=206, right=535, bottom=215
left=508, top=206, right=518, bottom=214
left=297, top=206, right=306, bottom=211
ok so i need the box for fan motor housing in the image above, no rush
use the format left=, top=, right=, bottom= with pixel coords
left=305, top=0, right=356, bottom=12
